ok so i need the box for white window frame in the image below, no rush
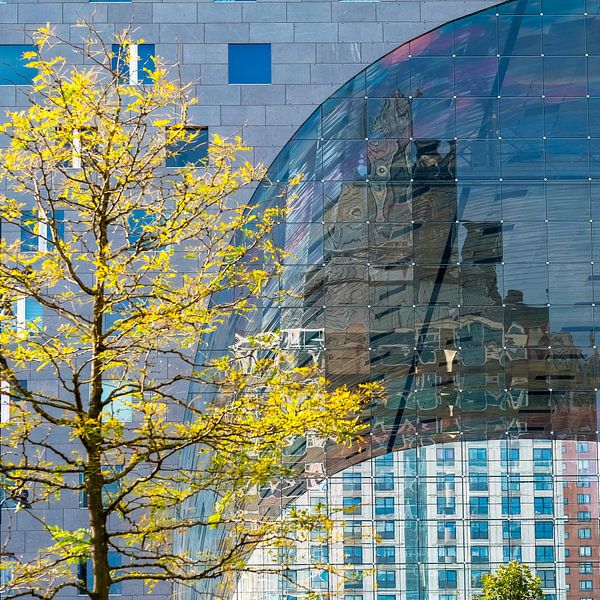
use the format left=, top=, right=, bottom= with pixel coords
left=0, top=380, right=9, bottom=423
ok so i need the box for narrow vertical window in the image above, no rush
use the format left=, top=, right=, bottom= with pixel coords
left=112, top=44, right=155, bottom=85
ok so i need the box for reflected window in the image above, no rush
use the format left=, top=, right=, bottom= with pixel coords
left=470, top=521, right=489, bottom=540
left=439, top=570, right=457, bottom=589
left=502, top=520, right=522, bottom=540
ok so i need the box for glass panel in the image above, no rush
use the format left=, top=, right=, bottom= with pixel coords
left=410, top=57, right=454, bottom=98
left=499, top=56, right=543, bottom=96
left=454, top=14, right=498, bottom=56
left=501, top=139, right=544, bottom=180
left=412, top=98, right=455, bottom=139
left=455, top=57, right=499, bottom=97
left=545, top=97, right=588, bottom=138
left=543, top=16, right=586, bottom=55
left=544, top=56, right=587, bottom=96
left=455, top=98, right=499, bottom=139
left=499, top=97, right=543, bottom=138
left=322, top=98, right=366, bottom=140
left=498, top=16, right=542, bottom=55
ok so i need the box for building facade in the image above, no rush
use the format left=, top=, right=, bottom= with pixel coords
left=2, top=0, right=600, bottom=599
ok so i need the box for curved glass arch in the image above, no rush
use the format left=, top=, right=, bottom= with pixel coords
left=183, top=1, right=600, bottom=598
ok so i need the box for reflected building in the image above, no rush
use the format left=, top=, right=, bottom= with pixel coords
left=180, top=1, right=600, bottom=599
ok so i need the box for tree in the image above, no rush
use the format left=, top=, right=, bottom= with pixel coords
left=478, top=561, right=544, bottom=600
left=0, top=26, right=379, bottom=600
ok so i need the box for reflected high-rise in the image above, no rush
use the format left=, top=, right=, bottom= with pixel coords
left=187, top=1, right=600, bottom=599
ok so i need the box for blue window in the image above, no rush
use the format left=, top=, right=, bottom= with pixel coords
left=437, top=474, right=456, bottom=492
left=502, top=496, right=521, bottom=516
left=534, top=497, right=554, bottom=515
left=376, top=571, right=396, bottom=589
left=471, top=546, right=489, bottom=563
left=228, top=44, right=271, bottom=84
left=437, top=496, right=456, bottom=515
left=533, top=448, right=552, bottom=467
left=344, top=521, right=362, bottom=541
left=437, top=521, right=456, bottom=541
left=78, top=552, right=121, bottom=595
left=534, top=473, right=553, bottom=491
left=112, top=44, right=155, bottom=84
left=468, top=448, right=487, bottom=467
left=0, top=45, right=36, bottom=85
left=344, top=570, right=364, bottom=590
left=501, top=474, right=521, bottom=491
left=436, top=447, right=455, bottom=467
left=535, top=521, right=554, bottom=539
left=470, top=521, right=489, bottom=540
left=375, top=473, right=394, bottom=491
left=101, top=381, right=133, bottom=423
left=127, top=209, right=158, bottom=247
left=343, top=497, right=362, bottom=515
left=21, top=210, right=65, bottom=252
left=344, top=546, right=363, bottom=564
left=377, top=596, right=395, bottom=600
left=166, top=126, right=208, bottom=168
left=439, top=570, right=457, bottom=589
left=343, top=472, right=362, bottom=492
left=535, top=569, right=556, bottom=598
left=502, top=520, right=521, bottom=540
left=438, top=546, right=457, bottom=563
left=376, top=547, right=395, bottom=564
left=471, top=570, right=490, bottom=589
left=500, top=447, right=519, bottom=466
left=469, top=473, right=488, bottom=492
left=503, top=545, right=522, bottom=562
left=469, top=497, right=489, bottom=516
left=376, top=521, right=395, bottom=540
left=375, top=454, right=394, bottom=469
left=21, top=210, right=38, bottom=252
left=375, top=497, right=394, bottom=516
left=578, top=494, right=591, bottom=503
left=310, top=545, right=329, bottom=563
left=577, top=441, right=590, bottom=453
left=535, top=546, right=554, bottom=563
left=24, top=298, right=43, bottom=326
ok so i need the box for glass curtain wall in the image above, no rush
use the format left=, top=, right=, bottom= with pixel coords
left=180, top=1, right=600, bottom=599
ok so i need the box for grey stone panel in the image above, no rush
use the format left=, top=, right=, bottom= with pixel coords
left=152, top=2, right=197, bottom=23
left=272, top=62, right=311, bottom=84
left=240, top=83, right=286, bottom=105
left=271, top=42, right=316, bottom=63
left=107, top=2, right=153, bottom=22
left=294, top=22, right=338, bottom=42
left=0, top=4, right=17, bottom=24
left=332, top=2, right=377, bottom=22
left=338, top=21, right=383, bottom=42
left=160, top=23, right=205, bottom=44
left=287, top=2, right=332, bottom=22
left=316, top=42, right=362, bottom=63
left=197, top=3, right=242, bottom=23
left=205, top=22, right=250, bottom=42
left=377, top=2, right=422, bottom=21
left=221, top=105, right=267, bottom=126
left=249, top=22, right=294, bottom=42
left=18, top=3, right=63, bottom=23
left=242, top=2, right=287, bottom=22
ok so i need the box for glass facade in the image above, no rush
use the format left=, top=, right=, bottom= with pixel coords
left=183, top=1, right=600, bottom=599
